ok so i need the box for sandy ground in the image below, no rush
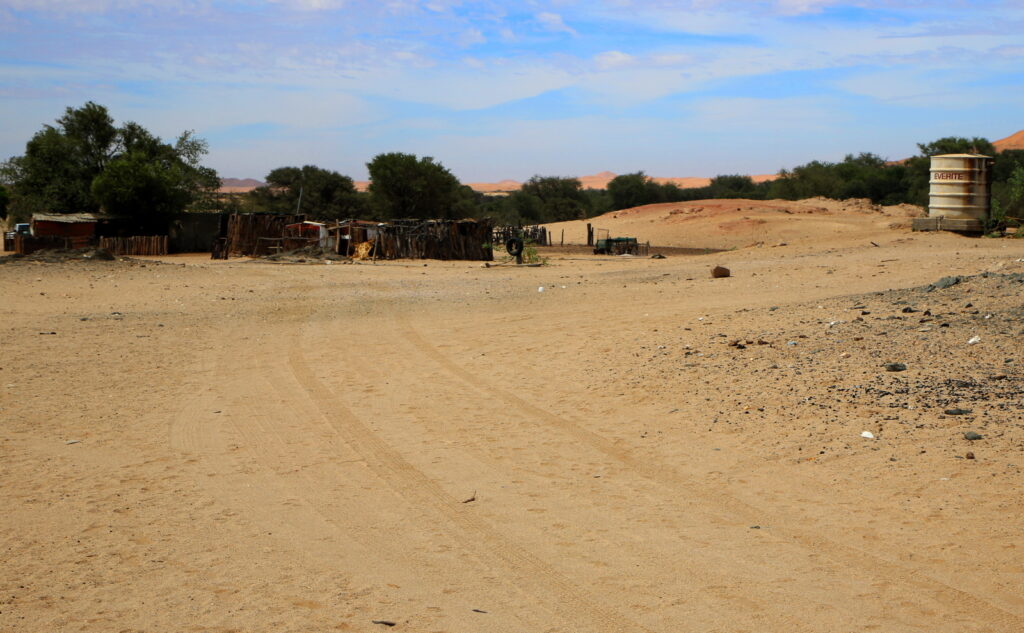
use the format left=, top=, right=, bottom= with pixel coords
left=544, top=197, right=924, bottom=251
left=2, top=210, right=1024, bottom=632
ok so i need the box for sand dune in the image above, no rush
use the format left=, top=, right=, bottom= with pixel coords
left=994, top=129, right=1024, bottom=152
left=545, top=197, right=925, bottom=251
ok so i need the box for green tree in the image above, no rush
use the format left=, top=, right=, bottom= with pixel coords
left=366, top=152, right=466, bottom=219
left=992, top=164, right=1024, bottom=229
left=916, top=137, right=996, bottom=157
left=91, top=130, right=219, bottom=231
left=512, top=175, right=590, bottom=222
left=91, top=152, right=192, bottom=232
left=607, top=172, right=653, bottom=210
left=250, top=165, right=363, bottom=219
left=3, top=102, right=219, bottom=228
left=709, top=174, right=762, bottom=199
left=0, top=184, right=8, bottom=220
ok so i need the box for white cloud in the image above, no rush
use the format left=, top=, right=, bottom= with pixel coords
left=773, top=0, right=837, bottom=16
left=594, top=50, right=635, bottom=70
left=272, top=0, right=347, bottom=9
left=535, top=12, right=577, bottom=36
left=457, top=27, right=486, bottom=47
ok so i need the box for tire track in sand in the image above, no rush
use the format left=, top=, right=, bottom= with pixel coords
left=285, top=339, right=653, bottom=633
left=394, top=312, right=1024, bottom=631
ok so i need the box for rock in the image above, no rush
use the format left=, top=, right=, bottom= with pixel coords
left=945, top=408, right=973, bottom=416
left=966, top=452, right=975, bottom=459
left=964, top=431, right=983, bottom=441
left=651, top=253, right=666, bottom=259
left=967, top=336, right=981, bottom=345
left=928, top=276, right=962, bottom=291
left=883, top=362, right=907, bottom=372
left=861, top=431, right=875, bottom=439
left=711, top=266, right=731, bottom=278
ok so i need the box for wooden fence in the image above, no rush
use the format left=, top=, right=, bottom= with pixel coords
left=223, top=213, right=304, bottom=257
left=10, top=235, right=91, bottom=255
left=99, top=235, right=168, bottom=256
left=374, top=219, right=494, bottom=261
left=493, top=225, right=550, bottom=246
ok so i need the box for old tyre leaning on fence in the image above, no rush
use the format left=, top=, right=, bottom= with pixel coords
left=505, top=237, right=524, bottom=257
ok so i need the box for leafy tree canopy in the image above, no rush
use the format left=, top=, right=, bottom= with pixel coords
left=1, top=102, right=218, bottom=226
left=249, top=164, right=363, bottom=220
left=607, top=172, right=656, bottom=211
left=916, top=137, right=996, bottom=158
left=513, top=175, right=590, bottom=222
left=366, top=152, right=466, bottom=219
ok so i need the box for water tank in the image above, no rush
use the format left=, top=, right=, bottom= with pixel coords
left=928, top=154, right=992, bottom=221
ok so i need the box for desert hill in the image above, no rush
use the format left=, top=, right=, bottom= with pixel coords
left=218, top=177, right=265, bottom=193
left=219, top=129, right=1022, bottom=195
left=544, top=197, right=925, bottom=251
left=994, top=129, right=1024, bottom=152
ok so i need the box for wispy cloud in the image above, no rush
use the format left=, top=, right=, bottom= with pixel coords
left=2, top=1, right=1022, bottom=180
left=535, top=12, right=578, bottom=36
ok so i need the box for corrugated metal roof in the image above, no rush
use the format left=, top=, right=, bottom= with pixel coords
left=31, top=213, right=119, bottom=223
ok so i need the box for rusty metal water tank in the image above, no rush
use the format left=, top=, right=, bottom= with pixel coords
left=928, top=154, right=992, bottom=222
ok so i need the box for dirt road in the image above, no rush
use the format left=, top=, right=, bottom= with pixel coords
left=2, top=230, right=1023, bottom=632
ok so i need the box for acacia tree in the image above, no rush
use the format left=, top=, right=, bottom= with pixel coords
left=512, top=175, right=590, bottom=222
left=1, top=102, right=218, bottom=227
left=249, top=165, right=363, bottom=219
left=607, top=172, right=653, bottom=210
left=366, top=152, right=470, bottom=219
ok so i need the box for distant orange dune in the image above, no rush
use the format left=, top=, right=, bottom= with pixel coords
left=994, top=130, right=1024, bottom=152
left=218, top=129, right=1022, bottom=196
left=227, top=173, right=778, bottom=195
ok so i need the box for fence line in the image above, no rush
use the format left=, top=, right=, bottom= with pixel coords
left=99, top=235, right=168, bottom=256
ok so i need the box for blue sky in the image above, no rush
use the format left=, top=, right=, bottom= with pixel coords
left=1, top=0, right=1023, bottom=182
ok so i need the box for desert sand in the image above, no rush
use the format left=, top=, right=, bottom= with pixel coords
left=3, top=204, right=1024, bottom=632
left=543, top=197, right=924, bottom=250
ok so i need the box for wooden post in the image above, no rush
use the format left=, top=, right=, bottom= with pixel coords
left=561, top=229, right=564, bottom=246
left=587, top=223, right=593, bottom=246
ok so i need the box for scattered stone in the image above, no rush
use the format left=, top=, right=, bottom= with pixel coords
left=945, top=408, right=973, bottom=416
left=750, top=525, right=761, bottom=529
left=372, top=621, right=397, bottom=627
left=65, top=440, right=81, bottom=445
left=861, top=431, right=875, bottom=439
left=901, top=306, right=917, bottom=313
left=883, top=362, right=907, bottom=372
left=967, top=336, right=981, bottom=345
left=711, top=266, right=731, bottom=278
left=964, top=431, right=983, bottom=441
left=651, top=253, right=666, bottom=259
left=966, top=452, right=976, bottom=460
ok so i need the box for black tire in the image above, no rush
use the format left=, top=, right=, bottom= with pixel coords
left=505, top=237, right=524, bottom=256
